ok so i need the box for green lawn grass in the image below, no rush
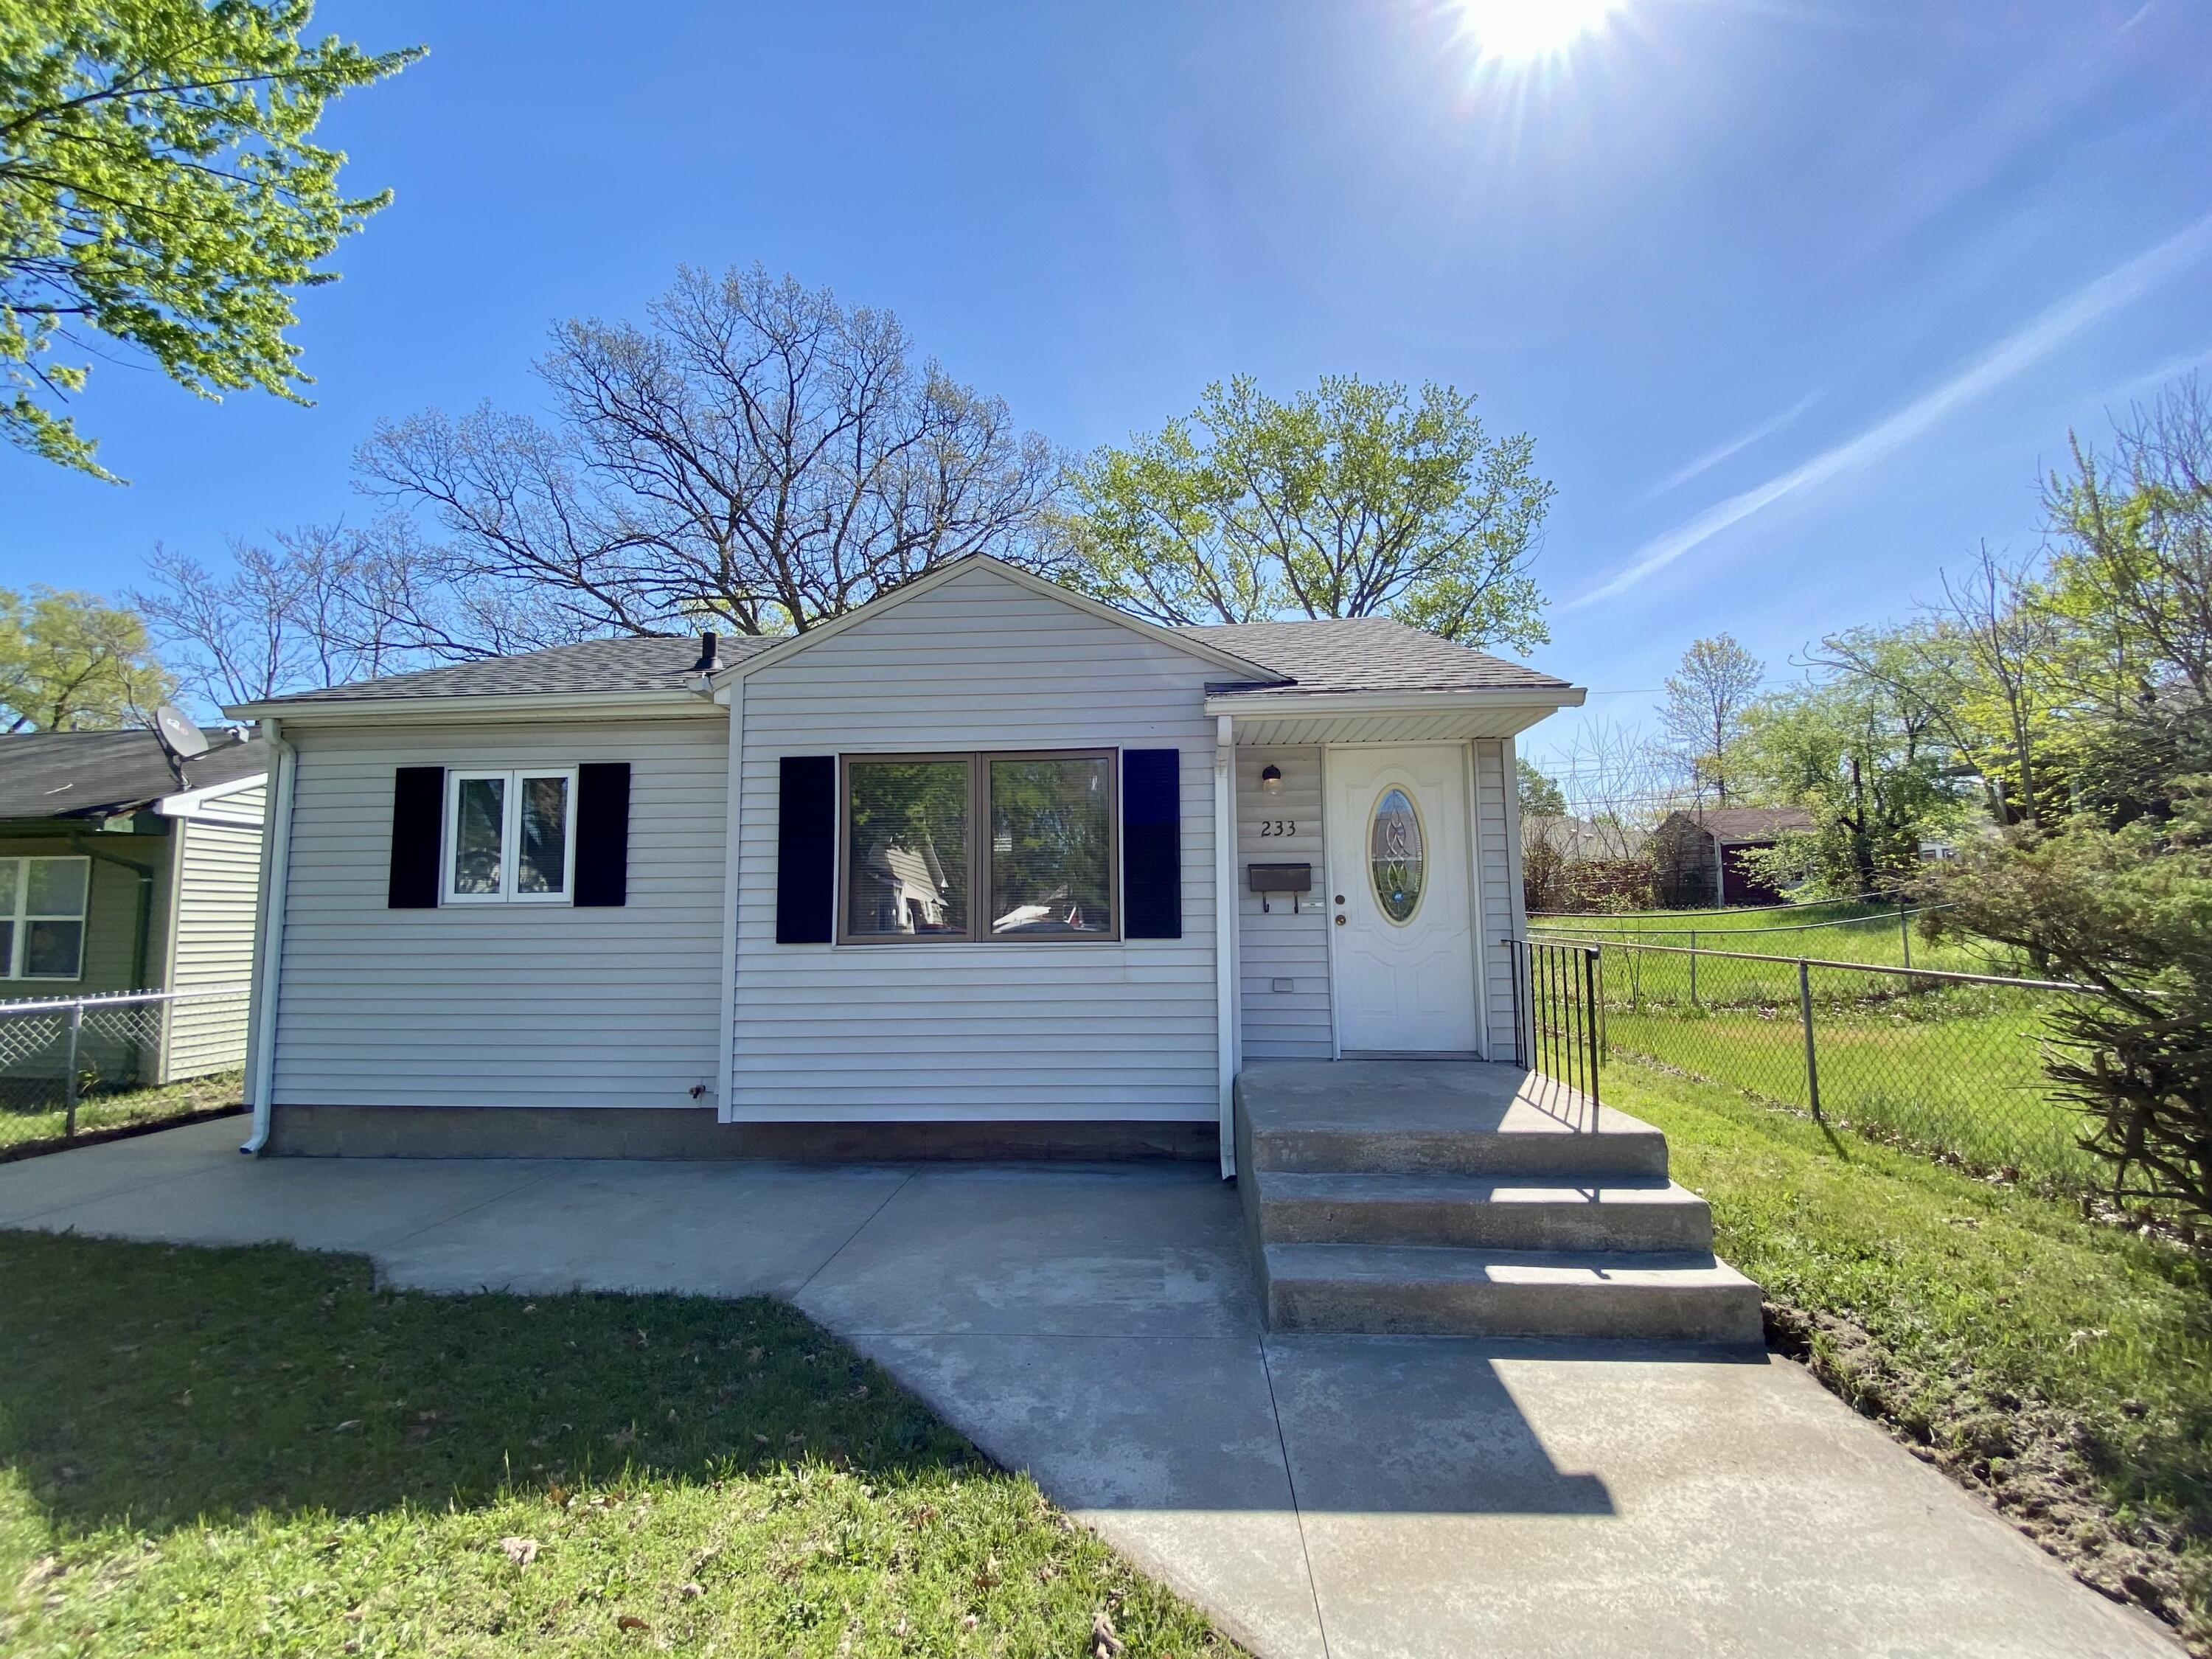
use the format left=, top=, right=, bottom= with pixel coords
left=0, top=1233, right=1234, bottom=1658
left=1529, top=902, right=2098, bottom=1192
left=1534, top=898, right=2024, bottom=975
left=0, top=1071, right=243, bottom=1156
left=1612, top=1060, right=2212, bottom=1650
left=1600, top=978, right=2101, bottom=1191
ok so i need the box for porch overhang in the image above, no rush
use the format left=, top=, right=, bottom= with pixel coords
left=1202, top=686, right=1587, bottom=745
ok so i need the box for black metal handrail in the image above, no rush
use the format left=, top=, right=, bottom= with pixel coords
left=1503, top=938, right=1603, bottom=1111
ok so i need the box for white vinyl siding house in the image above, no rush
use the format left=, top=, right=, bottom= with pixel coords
left=730, top=568, right=1222, bottom=1123
left=270, top=718, right=727, bottom=1109
left=160, top=778, right=268, bottom=1079
left=1235, top=746, right=1331, bottom=1061
left=1476, top=739, right=1529, bottom=1057
left=229, top=556, right=1584, bottom=1161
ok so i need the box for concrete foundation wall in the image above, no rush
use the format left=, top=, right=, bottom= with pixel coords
left=266, top=1102, right=1217, bottom=1161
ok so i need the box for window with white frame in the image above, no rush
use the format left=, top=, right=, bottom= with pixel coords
left=444, top=769, right=577, bottom=903
left=0, top=855, right=91, bottom=979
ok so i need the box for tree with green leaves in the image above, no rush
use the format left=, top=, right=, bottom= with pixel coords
left=1929, top=789, right=2212, bottom=1228
left=1734, top=671, right=1967, bottom=897
left=1062, top=375, right=1554, bottom=649
left=2039, top=378, right=2212, bottom=826
left=1, top=0, right=420, bottom=475
left=0, top=585, right=173, bottom=728
left=1516, top=756, right=1565, bottom=817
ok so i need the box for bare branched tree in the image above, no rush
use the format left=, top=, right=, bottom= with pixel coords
left=1659, top=635, right=1764, bottom=806
left=355, top=265, right=1060, bottom=642
left=1809, top=548, right=2056, bottom=828
left=1937, top=545, right=2060, bottom=824
left=132, top=524, right=434, bottom=712
left=1551, top=718, right=1683, bottom=859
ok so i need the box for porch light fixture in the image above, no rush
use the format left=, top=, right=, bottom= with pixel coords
left=1260, top=764, right=1283, bottom=795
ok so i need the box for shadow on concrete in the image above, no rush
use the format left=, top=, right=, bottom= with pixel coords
left=1264, top=1335, right=1618, bottom=1516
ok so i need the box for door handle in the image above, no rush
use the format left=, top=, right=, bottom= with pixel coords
left=1335, top=914, right=1346, bottom=925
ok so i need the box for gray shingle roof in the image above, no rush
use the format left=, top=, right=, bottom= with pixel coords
left=242, top=605, right=1571, bottom=711
left=1662, top=806, right=1817, bottom=844
left=267, top=634, right=780, bottom=704
left=0, top=730, right=268, bottom=821
left=1183, top=616, right=1571, bottom=696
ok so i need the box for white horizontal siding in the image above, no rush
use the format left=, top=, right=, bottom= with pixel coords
left=732, top=565, right=1220, bottom=1122
left=271, top=717, right=728, bottom=1108
left=1476, top=738, right=1519, bottom=1057
left=1236, top=746, right=1332, bottom=1060
left=164, top=807, right=263, bottom=1080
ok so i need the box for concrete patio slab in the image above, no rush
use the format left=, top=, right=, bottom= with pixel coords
left=1264, top=1334, right=2171, bottom=1658
left=796, top=1163, right=1262, bottom=1337
left=850, top=1331, right=1325, bottom=1659
left=0, top=1122, right=2182, bottom=1659
left=0, top=1113, right=244, bottom=1222
left=14, top=1143, right=567, bottom=1255
left=374, top=1160, right=915, bottom=1298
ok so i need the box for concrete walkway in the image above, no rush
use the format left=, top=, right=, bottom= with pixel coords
left=0, top=1118, right=2180, bottom=1659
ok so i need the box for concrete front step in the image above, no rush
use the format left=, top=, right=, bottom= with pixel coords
left=1262, top=1242, right=1765, bottom=1344
left=1258, top=1172, right=1715, bottom=1253
left=1248, top=1117, right=1670, bottom=1180
left=1235, top=1061, right=1669, bottom=1180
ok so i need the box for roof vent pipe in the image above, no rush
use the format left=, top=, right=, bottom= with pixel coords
left=692, top=632, right=721, bottom=673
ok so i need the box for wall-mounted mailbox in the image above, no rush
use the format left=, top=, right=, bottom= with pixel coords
left=1248, top=862, right=1312, bottom=913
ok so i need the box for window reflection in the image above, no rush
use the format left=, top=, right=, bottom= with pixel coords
left=517, top=774, right=569, bottom=894
left=846, top=759, right=971, bottom=937
left=453, top=776, right=505, bottom=896
left=990, top=755, right=1113, bottom=935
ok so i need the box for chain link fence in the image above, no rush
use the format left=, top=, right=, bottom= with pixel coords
left=0, top=987, right=251, bottom=1142
left=1529, top=936, right=2107, bottom=1193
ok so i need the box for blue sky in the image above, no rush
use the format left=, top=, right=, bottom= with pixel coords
left=6, top=0, right=2210, bottom=771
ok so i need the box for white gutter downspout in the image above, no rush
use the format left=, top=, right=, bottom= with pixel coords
left=241, top=720, right=297, bottom=1153
left=712, top=678, right=744, bottom=1120
left=1214, top=713, right=1238, bottom=1179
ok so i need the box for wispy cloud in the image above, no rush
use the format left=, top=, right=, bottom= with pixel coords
left=1640, top=392, right=1822, bottom=501
left=2099, top=341, right=2212, bottom=406
left=1573, top=210, right=2212, bottom=608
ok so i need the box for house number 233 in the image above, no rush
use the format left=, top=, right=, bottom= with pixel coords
left=1256, top=820, right=1298, bottom=838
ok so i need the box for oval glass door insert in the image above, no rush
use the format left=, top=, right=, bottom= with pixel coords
left=1368, top=787, right=1425, bottom=923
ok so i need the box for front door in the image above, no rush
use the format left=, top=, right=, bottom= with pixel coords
left=1326, top=745, right=1481, bottom=1055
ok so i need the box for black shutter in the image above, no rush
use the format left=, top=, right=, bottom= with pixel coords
left=1122, top=748, right=1181, bottom=939
left=387, top=766, right=445, bottom=909
left=776, top=755, right=837, bottom=944
left=574, top=762, right=631, bottom=907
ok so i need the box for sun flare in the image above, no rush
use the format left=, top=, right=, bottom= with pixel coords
left=1452, top=0, right=1631, bottom=63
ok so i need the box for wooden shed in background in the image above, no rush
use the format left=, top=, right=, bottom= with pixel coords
left=1651, top=805, right=1815, bottom=908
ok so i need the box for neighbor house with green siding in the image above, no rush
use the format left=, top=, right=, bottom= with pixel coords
left=0, top=728, right=268, bottom=1091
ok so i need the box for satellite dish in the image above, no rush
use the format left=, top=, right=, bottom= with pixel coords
left=153, top=703, right=210, bottom=760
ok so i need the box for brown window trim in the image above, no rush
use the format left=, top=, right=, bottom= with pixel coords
left=835, top=748, right=1122, bottom=945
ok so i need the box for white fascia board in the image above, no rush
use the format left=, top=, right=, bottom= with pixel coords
left=156, top=771, right=269, bottom=819
left=1203, top=686, right=1587, bottom=718
left=714, top=554, right=1288, bottom=686
left=221, top=689, right=718, bottom=726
